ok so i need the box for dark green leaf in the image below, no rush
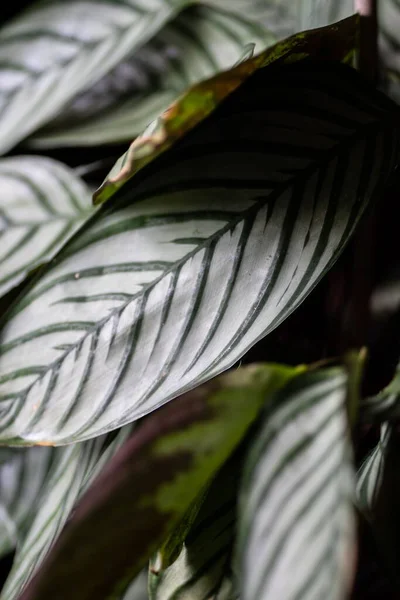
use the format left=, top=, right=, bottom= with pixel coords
left=17, top=364, right=298, bottom=600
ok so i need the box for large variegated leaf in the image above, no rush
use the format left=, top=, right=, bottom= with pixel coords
left=237, top=368, right=356, bottom=600
left=94, top=16, right=358, bottom=205
left=17, top=364, right=296, bottom=600
left=149, top=458, right=239, bottom=600
left=27, top=5, right=275, bottom=148
left=0, top=426, right=133, bottom=600
left=0, top=156, right=93, bottom=298
left=0, top=446, right=54, bottom=558
left=0, top=59, right=398, bottom=445
left=0, top=0, right=188, bottom=154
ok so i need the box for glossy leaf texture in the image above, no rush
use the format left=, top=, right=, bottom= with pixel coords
left=94, top=15, right=358, bottom=204
left=0, top=0, right=188, bottom=154
left=0, top=426, right=133, bottom=600
left=237, top=368, right=356, bottom=600
left=17, top=364, right=297, bottom=600
left=0, top=446, right=54, bottom=558
left=0, top=156, right=93, bottom=298
left=0, top=59, right=398, bottom=445
left=148, top=457, right=239, bottom=600
left=379, top=0, right=400, bottom=105
left=27, top=5, right=276, bottom=149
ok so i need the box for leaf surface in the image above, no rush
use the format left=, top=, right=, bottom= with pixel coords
left=94, top=15, right=359, bottom=205
left=26, top=6, right=275, bottom=148
left=0, top=426, right=133, bottom=600
left=0, top=156, right=93, bottom=298
left=0, top=59, right=398, bottom=445
left=0, top=0, right=185, bottom=153
left=237, top=368, right=356, bottom=600
left=0, top=446, right=54, bottom=558
left=17, top=364, right=296, bottom=600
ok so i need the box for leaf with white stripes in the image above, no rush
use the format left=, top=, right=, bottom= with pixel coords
left=0, top=0, right=187, bottom=154
left=27, top=5, right=275, bottom=149
left=0, top=156, right=93, bottom=299
left=0, top=446, right=54, bottom=558
left=94, top=15, right=358, bottom=205
left=149, top=457, right=239, bottom=600
left=0, top=425, right=133, bottom=600
left=361, top=361, right=400, bottom=422
left=237, top=368, right=356, bottom=600
left=16, top=364, right=296, bottom=600
left=0, top=59, right=399, bottom=445
left=356, top=424, right=391, bottom=517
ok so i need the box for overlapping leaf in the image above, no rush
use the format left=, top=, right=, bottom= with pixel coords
left=27, top=5, right=275, bottom=148
left=0, top=156, right=93, bottom=298
left=17, top=364, right=296, bottom=600
left=0, top=58, right=398, bottom=445
left=361, top=361, right=400, bottom=422
left=0, top=0, right=188, bottom=153
left=94, top=15, right=358, bottom=204
left=0, top=426, right=133, bottom=600
left=148, top=458, right=239, bottom=600
left=237, top=368, right=356, bottom=600
left=0, top=446, right=54, bottom=558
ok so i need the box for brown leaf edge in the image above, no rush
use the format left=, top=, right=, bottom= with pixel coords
left=93, top=14, right=359, bottom=206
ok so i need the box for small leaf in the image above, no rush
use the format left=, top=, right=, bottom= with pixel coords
left=149, top=457, right=240, bottom=600
left=237, top=368, right=356, bottom=600
left=94, top=15, right=359, bottom=205
left=0, top=446, right=54, bottom=558
left=0, top=427, right=133, bottom=600
left=357, top=424, right=400, bottom=586
left=356, top=424, right=390, bottom=517
left=0, top=59, right=396, bottom=445
left=361, top=361, right=400, bottom=422
left=0, top=156, right=93, bottom=298
left=26, top=6, right=275, bottom=149
left=17, top=364, right=299, bottom=600
left=0, top=0, right=187, bottom=153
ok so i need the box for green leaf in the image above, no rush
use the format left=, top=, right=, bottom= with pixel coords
left=0, top=425, right=133, bottom=600
left=148, top=457, right=239, bottom=600
left=0, top=446, right=54, bottom=558
left=26, top=5, right=276, bottom=149
left=17, top=364, right=298, bottom=600
left=0, top=0, right=187, bottom=154
left=0, top=156, right=93, bottom=298
left=94, top=15, right=359, bottom=204
left=237, top=368, right=356, bottom=600
left=0, top=59, right=398, bottom=445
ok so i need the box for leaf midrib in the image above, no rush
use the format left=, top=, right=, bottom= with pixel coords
left=0, top=116, right=390, bottom=398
